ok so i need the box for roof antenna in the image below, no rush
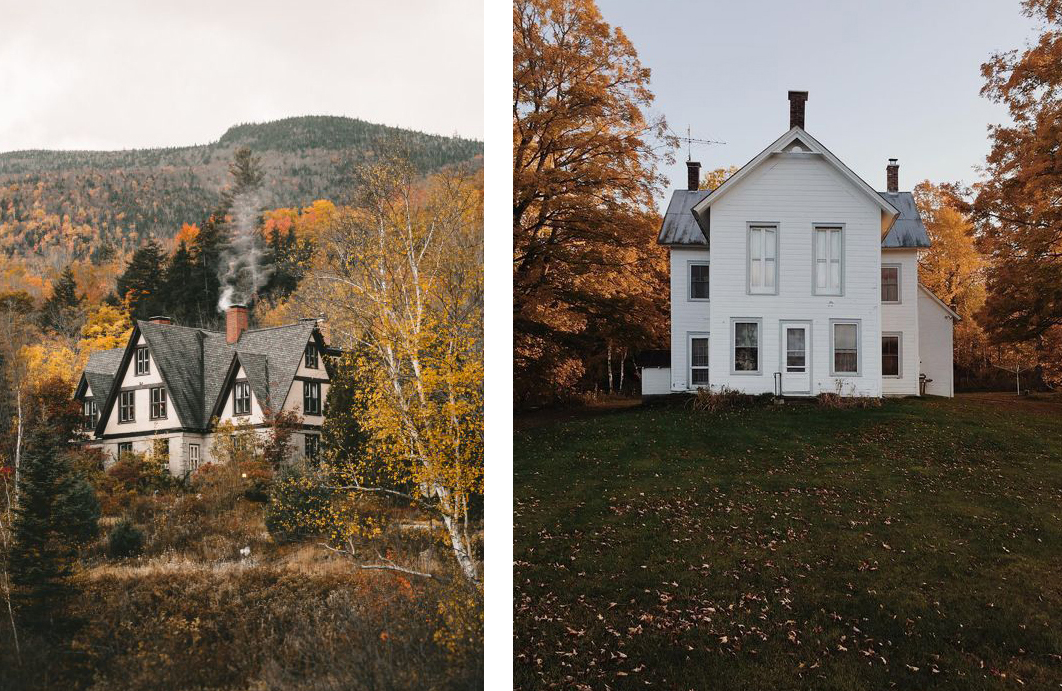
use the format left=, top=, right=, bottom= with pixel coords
left=676, top=125, right=726, bottom=161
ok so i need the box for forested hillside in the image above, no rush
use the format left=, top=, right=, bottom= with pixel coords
left=0, top=116, right=482, bottom=265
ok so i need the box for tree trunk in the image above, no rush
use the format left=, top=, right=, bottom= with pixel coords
left=619, top=347, right=627, bottom=394
left=438, top=486, right=479, bottom=583
left=13, top=386, right=22, bottom=503
left=606, top=342, right=613, bottom=394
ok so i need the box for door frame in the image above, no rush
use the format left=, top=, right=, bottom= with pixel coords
left=778, top=320, right=813, bottom=395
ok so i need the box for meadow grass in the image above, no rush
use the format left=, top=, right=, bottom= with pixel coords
left=514, top=394, right=1062, bottom=690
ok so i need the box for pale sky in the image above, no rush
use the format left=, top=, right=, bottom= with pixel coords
left=0, top=0, right=483, bottom=152
left=597, top=0, right=1040, bottom=206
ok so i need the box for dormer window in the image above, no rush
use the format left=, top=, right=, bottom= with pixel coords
left=305, top=343, right=318, bottom=369
left=135, top=346, right=150, bottom=375
left=234, top=381, right=251, bottom=415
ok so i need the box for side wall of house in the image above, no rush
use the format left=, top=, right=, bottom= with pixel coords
left=669, top=246, right=711, bottom=391
left=707, top=154, right=883, bottom=396
left=880, top=249, right=921, bottom=396
left=918, top=288, right=956, bottom=397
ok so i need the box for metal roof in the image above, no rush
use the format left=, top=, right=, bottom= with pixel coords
left=879, top=192, right=931, bottom=248
left=657, top=190, right=710, bottom=245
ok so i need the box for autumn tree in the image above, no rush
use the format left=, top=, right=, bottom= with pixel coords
left=301, top=157, right=483, bottom=584
left=974, top=0, right=1062, bottom=383
left=38, top=266, right=83, bottom=337
left=699, top=165, right=739, bottom=191
left=514, top=0, right=675, bottom=403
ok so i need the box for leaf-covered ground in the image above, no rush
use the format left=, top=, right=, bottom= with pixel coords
left=514, top=394, right=1062, bottom=690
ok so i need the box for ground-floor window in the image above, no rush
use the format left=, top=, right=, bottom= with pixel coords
left=882, top=333, right=901, bottom=377
left=689, top=334, right=709, bottom=387
left=830, top=320, right=861, bottom=376
left=305, top=434, right=319, bottom=463
left=153, top=438, right=169, bottom=467
left=117, top=442, right=133, bottom=459
left=732, top=320, right=761, bottom=374
left=188, top=443, right=201, bottom=471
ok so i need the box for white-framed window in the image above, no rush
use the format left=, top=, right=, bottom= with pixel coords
left=150, top=387, right=167, bottom=419
left=233, top=381, right=251, bottom=415
left=117, top=442, right=133, bottom=458
left=785, top=328, right=807, bottom=373
left=119, top=390, right=135, bottom=422
left=188, top=443, right=201, bottom=471
left=881, top=264, right=901, bottom=303
left=813, top=226, right=844, bottom=295
left=135, top=346, right=150, bottom=375
left=83, top=399, right=98, bottom=429
left=830, top=320, right=861, bottom=376
left=882, top=332, right=902, bottom=378
left=305, top=343, right=319, bottom=369
left=688, top=262, right=710, bottom=300
left=747, top=225, right=778, bottom=294
left=303, top=381, right=321, bottom=415
left=731, top=319, right=762, bottom=374
left=688, top=333, right=710, bottom=387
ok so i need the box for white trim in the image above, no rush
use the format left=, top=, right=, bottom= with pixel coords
left=882, top=331, right=902, bottom=379
left=778, top=320, right=813, bottom=395
left=881, top=263, right=902, bottom=304
left=812, top=224, right=845, bottom=296
left=917, top=284, right=961, bottom=321
left=829, top=319, right=862, bottom=377
left=687, top=332, right=710, bottom=389
left=746, top=223, right=779, bottom=295
left=730, top=317, right=763, bottom=375
left=687, top=260, right=710, bottom=301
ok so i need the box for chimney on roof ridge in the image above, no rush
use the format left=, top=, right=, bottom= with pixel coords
left=149, top=315, right=172, bottom=325
left=226, top=305, right=248, bottom=344
left=886, top=158, right=899, bottom=193
left=686, top=160, right=701, bottom=191
left=788, top=90, right=808, bottom=130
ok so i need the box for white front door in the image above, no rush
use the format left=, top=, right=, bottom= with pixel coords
left=781, top=323, right=811, bottom=394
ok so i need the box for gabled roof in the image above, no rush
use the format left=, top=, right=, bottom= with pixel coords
left=90, top=319, right=324, bottom=435
left=79, top=347, right=124, bottom=400
left=880, top=192, right=931, bottom=248
left=918, top=284, right=962, bottom=321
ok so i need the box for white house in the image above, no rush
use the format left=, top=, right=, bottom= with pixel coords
left=75, top=305, right=335, bottom=475
left=643, top=91, right=959, bottom=398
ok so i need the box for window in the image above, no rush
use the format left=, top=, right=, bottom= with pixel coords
left=303, top=381, right=321, bottom=415
left=881, top=265, right=900, bottom=303
left=689, top=335, right=709, bottom=387
left=831, top=321, right=860, bottom=375
left=135, top=346, right=150, bottom=375
left=747, top=225, right=778, bottom=294
left=234, top=381, right=251, bottom=415
left=732, top=320, right=761, bottom=374
left=305, top=343, right=319, bottom=369
left=150, top=387, right=167, bottom=419
left=119, top=390, right=135, bottom=422
left=882, top=333, right=901, bottom=377
left=188, top=443, right=201, bottom=472
left=153, top=438, right=169, bottom=466
left=786, top=329, right=806, bottom=372
left=83, top=399, right=98, bottom=430
left=305, top=434, right=319, bottom=463
left=689, top=263, right=710, bottom=300
left=117, top=442, right=133, bottom=459
left=814, top=226, right=843, bottom=295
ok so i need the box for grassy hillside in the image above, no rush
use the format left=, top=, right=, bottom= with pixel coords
left=514, top=394, right=1062, bottom=689
left=0, top=116, right=482, bottom=263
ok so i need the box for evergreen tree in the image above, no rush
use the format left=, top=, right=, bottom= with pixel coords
left=38, top=266, right=83, bottom=336
left=187, top=215, right=226, bottom=327
left=115, top=240, right=166, bottom=320
left=163, top=240, right=196, bottom=324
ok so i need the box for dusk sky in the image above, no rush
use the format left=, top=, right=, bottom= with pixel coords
left=0, top=0, right=483, bottom=152
left=597, top=0, right=1039, bottom=206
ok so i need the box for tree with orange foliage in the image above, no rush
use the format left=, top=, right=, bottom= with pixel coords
left=513, top=0, right=676, bottom=404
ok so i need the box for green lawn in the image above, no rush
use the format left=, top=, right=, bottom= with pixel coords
left=514, top=395, right=1062, bottom=690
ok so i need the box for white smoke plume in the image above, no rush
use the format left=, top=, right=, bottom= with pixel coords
left=217, top=190, right=274, bottom=312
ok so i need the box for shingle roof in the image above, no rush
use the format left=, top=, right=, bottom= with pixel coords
left=658, top=190, right=711, bottom=245
left=83, top=347, right=124, bottom=400
left=879, top=192, right=931, bottom=248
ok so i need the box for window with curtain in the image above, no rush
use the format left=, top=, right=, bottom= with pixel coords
left=734, top=322, right=760, bottom=372
left=748, top=226, right=777, bottom=293
left=814, top=227, right=843, bottom=294
left=881, top=266, right=899, bottom=302
left=832, top=322, right=859, bottom=374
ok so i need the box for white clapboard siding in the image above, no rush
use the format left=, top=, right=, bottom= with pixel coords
left=669, top=247, right=710, bottom=391
left=918, top=287, right=956, bottom=397
left=880, top=249, right=921, bottom=396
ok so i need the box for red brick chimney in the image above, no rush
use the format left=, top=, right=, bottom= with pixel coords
left=149, top=315, right=172, bottom=325
left=788, top=90, right=808, bottom=129
left=226, top=305, right=248, bottom=344
left=886, top=158, right=899, bottom=193
left=686, top=160, right=701, bottom=191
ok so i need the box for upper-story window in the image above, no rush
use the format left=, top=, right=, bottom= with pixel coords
left=814, top=226, right=843, bottom=295
left=150, top=387, right=167, bottom=419
left=82, top=399, right=98, bottom=430
left=303, top=381, right=321, bottom=415
left=305, top=343, right=318, bottom=369
left=119, top=390, right=135, bottom=422
left=135, top=346, right=150, bottom=375
left=689, top=263, right=710, bottom=300
left=881, top=265, right=900, bottom=303
left=234, top=381, right=251, bottom=415
left=747, top=225, right=778, bottom=294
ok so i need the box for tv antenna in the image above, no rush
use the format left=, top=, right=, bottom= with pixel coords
left=676, top=125, right=726, bottom=161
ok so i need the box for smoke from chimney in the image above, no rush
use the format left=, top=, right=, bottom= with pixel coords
left=217, top=190, right=274, bottom=313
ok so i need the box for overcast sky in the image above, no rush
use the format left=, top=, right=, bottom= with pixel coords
left=0, top=0, right=483, bottom=152
left=597, top=0, right=1039, bottom=206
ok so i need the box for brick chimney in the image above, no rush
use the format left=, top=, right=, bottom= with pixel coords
left=886, top=158, right=899, bottom=193
left=686, top=160, right=701, bottom=191
left=226, top=305, right=248, bottom=344
left=788, top=90, right=808, bottom=129
left=149, top=315, right=172, bottom=325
